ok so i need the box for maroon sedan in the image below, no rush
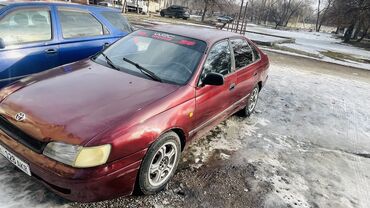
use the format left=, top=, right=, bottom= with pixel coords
left=0, top=25, right=269, bottom=202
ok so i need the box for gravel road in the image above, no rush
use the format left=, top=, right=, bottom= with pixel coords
left=1, top=52, right=370, bottom=208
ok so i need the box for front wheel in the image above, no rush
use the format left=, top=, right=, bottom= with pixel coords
left=160, top=12, right=165, bottom=17
left=239, top=85, right=260, bottom=117
left=137, top=131, right=181, bottom=195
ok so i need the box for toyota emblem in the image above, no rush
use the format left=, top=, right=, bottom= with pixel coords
left=14, top=112, right=26, bottom=122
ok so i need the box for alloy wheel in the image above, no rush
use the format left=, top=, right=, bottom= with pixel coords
left=148, top=141, right=178, bottom=187
left=248, top=87, right=259, bottom=113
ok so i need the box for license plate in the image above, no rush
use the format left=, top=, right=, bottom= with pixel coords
left=0, top=144, right=31, bottom=176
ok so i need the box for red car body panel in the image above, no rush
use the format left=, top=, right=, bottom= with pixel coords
left=0, top=25, right=269, bottom=202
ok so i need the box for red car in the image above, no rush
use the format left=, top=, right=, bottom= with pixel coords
left=0, top=25, right=269, bottom=202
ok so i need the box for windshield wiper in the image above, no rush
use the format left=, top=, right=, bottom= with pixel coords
left=100, top=52, right=120, bottom=71
left=123, top=57, right=162, bottom=82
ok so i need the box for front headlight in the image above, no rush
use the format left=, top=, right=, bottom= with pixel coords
left=43, top=142, right=111, bottom=168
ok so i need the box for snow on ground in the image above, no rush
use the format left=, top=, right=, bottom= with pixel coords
left=245, top=32, right=285, bottom=43
left=129, top=14, right=369, bottom=70
left=0, top=52, right=370, bottom=208
left=246, top=25, right=370, bottom=70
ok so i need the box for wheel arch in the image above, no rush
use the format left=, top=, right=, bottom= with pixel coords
left=257, top=81, right=263, bottom=92
left=170, top=128, right=186, bottom=151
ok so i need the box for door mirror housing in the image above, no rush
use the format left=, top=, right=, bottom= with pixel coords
left=0, top=38, right=5, bottom=49
left=201, top=72, right=224, bottom=86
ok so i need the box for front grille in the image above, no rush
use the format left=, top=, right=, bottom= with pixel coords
left=0, top=116, right=47, bottom=153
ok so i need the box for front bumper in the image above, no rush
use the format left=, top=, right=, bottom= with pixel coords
left=0, top=131, right=146, bottom=202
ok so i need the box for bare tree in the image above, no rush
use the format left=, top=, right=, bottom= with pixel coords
left=269, top=0, right=306, bottom=28
left=122, top=0, right=127, bottom=13
left=315, top=0, right=335, bottom=32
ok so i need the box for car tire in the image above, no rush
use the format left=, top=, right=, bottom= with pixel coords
left=238, top=85, right=260, bottom=117
left=183, top=17, right=188, bottom=20
left=160, top=12, right=165, bottom=17
left=137, top=131, right=181, bottom=195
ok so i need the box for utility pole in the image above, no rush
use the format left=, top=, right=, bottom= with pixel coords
left=240, top=1, right=248, bottom=35
left=235, top=0, right=244, bottom=33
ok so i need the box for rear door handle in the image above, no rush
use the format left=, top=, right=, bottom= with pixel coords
left=229, top=83, right=236, bottom=91
left=45, top=48, right=57, bottom=54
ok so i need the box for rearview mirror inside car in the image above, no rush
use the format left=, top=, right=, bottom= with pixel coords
left=202, top=72, right=224, bottom=86
left=0, top=38, right=5, bottom=49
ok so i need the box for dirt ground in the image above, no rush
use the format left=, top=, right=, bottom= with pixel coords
left=1, top=52, right=370, bottom=208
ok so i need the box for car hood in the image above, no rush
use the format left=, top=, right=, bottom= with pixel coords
left=0, top=60, right=180, bottom=145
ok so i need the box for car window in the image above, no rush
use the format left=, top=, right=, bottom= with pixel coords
left=201, top=40, right=232, bottom=79
left=94, top=30, right=207, bottom=85
left=231, top=39, right=254, bottom=69
left=0, top=5, right=5, bottom=9
left=101, top=12, right=132, bottom=33
left=0, top=8, right=51, bottom=46
left=58, top=9, right=105, bottom=39
left=250, top=43, right=261, bottom=60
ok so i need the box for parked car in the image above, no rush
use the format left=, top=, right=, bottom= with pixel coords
left=160, top=5, right=190, bottom=20
left=98, top=1, right=113, bottom=7
left=217, top=15, right=234, bottom=23
left=0, top=25, right=269, bottom=202
left=0, top=1, right=133, bottom=88
left=97, top=1, right=123, bottom=9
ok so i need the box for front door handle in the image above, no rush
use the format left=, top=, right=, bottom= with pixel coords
left=45, top=48, right=57, bottom=54
left=229, top=83, right=236, bottom=91
left=103, top=42, right=110, bottom=48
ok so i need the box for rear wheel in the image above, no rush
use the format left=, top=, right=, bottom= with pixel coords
left=183, top=17, right=188, bottom=20
left=137, top=132, right=181, bottom=194
left=239, top=85, right=260, bottom=117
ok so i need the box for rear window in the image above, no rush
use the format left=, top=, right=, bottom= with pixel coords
left=0, top=5, right=5, bottom=9
left=58, top=9, right=107, bottom=39
left=101, top=12, right=132, bottom=33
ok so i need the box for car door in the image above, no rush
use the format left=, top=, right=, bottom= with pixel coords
left=193, top=40, right=237, bottom=134
left=168, top=6, right=176, bottom=17
left=0, top=5, right=59, bottom=87
left=55, top=6, right=116, bottom=66
left=230, top=38, right=259, bottom=105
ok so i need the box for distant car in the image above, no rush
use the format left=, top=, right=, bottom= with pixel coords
left=98, top=1, right=123, bottom=9
left=160, top=5, right=190, bottom=20
left=0, top=1, right=133, bottom=88
left=0, top=25, right=269, bottom=202
left=217, top=15, right=234, bottom=23
left=98, top=1, right=113, bottom=7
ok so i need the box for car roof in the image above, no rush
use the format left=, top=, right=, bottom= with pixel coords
left=150, top=24, right=243, bottom=45
left=0, top=1, right=119, bottom=12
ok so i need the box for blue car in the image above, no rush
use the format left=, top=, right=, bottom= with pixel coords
left=0, top=1, right=132, bottom=87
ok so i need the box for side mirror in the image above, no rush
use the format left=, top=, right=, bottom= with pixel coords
left=0, top=38, right=5, bottom=49
left=202, top=72, right=224, bottom=86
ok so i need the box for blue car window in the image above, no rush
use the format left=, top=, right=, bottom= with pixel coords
left=0, top=8, right=51, bottom=46
left=58, top=9, right=105, bottom=39
left=101, top=12, right=132, bottom=33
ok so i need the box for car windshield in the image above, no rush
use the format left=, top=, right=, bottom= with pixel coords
left=94, top=30, right=207, bottom=85
left=101, top=12, right=132, bottom=33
